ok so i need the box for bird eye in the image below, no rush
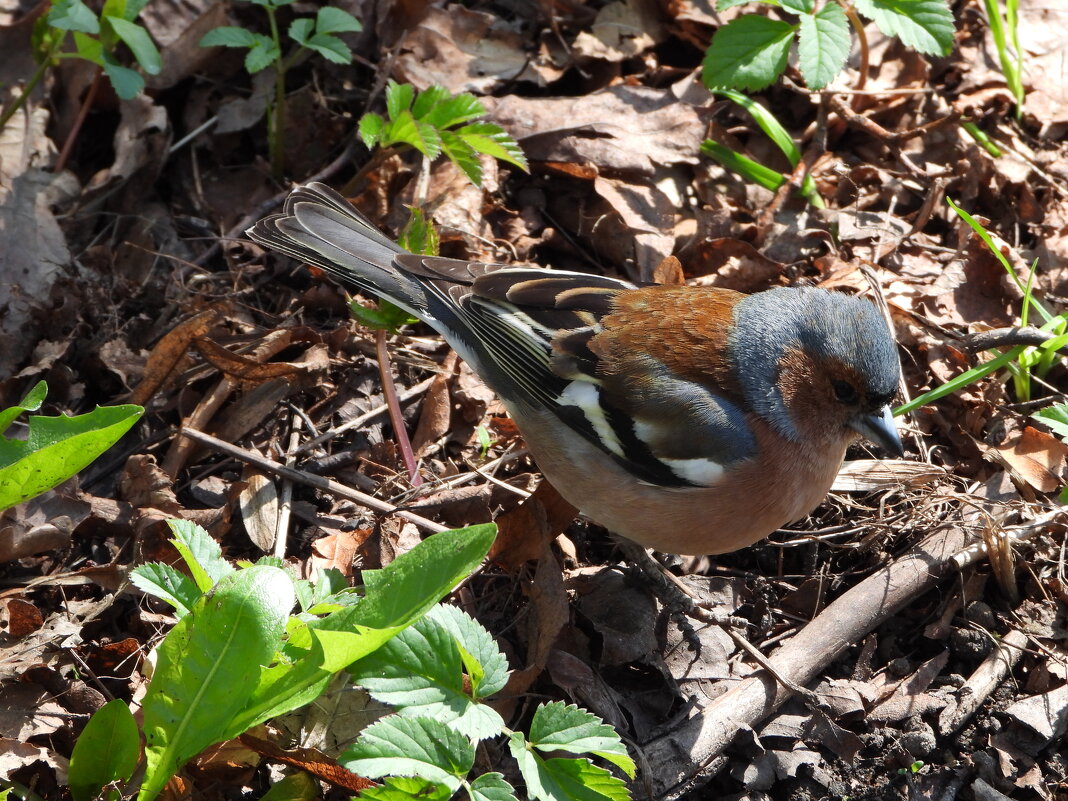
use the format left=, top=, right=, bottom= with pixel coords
left=833, top=380, right=858, bottom=403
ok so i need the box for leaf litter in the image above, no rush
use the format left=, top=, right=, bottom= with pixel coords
left=0, top=0, right=1067, bottom=799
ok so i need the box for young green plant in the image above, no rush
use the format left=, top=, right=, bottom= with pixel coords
left=69, top=519, right=497, bottom=801
left=199, top=1, right=363, bottom=181
left=981, top=0, right=1025, bottom=117
left=702, top=88, right=824, bottom=206
left=702, top=0, right=954, bottom=92
left=1, top=0, right=161, bottom=147
left=896, top=199, right=1068, bottom=416
left=0, top=381, right=143, bottom=512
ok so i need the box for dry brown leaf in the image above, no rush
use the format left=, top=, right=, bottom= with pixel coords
left=3, top=598, right=43, bottom=637
left=411, top=373, right=451, bottom=457
left=991, top=425, right=1068, bottom=493
left=129, top=304, right=226, bottom=406
left=238, top=472, right=279, bottom=553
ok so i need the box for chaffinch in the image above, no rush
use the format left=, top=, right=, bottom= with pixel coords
left=249, top=182, right=903, bottom=556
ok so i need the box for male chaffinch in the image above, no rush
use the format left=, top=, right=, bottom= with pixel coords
left=249, top=183, right=903, bottom=556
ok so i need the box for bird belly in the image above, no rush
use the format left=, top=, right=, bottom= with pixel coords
left=511, top=406, right=847, bottom=556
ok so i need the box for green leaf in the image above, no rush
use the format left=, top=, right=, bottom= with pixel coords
left=780, top=0, right=813, bottom=12
left=797, top=2, right=850, bottom=88
left=105, top=17, right=161, bottom=73
left=702, top=15, right=797, bottom=91
left=129, top=562, right=202, bottom=618
left=259, top=770, right=319, bottom=801
left=508, top=732, right=630, bottom=801
left=717, top=0, right=760, bottom=9
left=245, top=37, right=281, bottom=72
left=1033, top=403, right=1068, bottom=440
left=397, top=206, right=440, bottom=257
left=711, top=88, right=801, bottom=164
left=853, top=0, right=955, bottom=56
left=455, top=123, right=528, bottom=171
left=288, top=17, right=314, bottom=47
left=359, top=112, right=386, bottom=149
left=139, top=565, right=295, bottom=801
left=68, top=700, right=140, bottom=801
left=301, top=33, right=352, bottom=64
left=411, top=85, right=452, bottom=121
left=48, top=0, right=100, bottom=34
left=315, top=6, right=362, bottom=35
left=0, top=381, right=47, bottom=436
left=166, top=519, right=234, bottom=592
left=469, top=773, right=518, bottom=801
left=348, top=605, right=505, bottom=740
left=349, top=298, right=420, bottom=333
left=422, top=92, right=486, bottom=130
left=384, top=110, right=442, bottom=158
left=527, top=702, right=635, bottom=777
left=200, top=26, right=261, bottom=48
left=357, top=777, right=452, bottom=801
left=439, top=129, right=482, bottom=186
left=0, top=403, right=142, bottom=511
left=227, top=525, right=496, bottom=734
left=700, top=139, right=784, bottom=192
left=341, top=716, right=474, bottom=792
left=101, top=58, right=144, bottom=99
left=427, top=604, right=508, bottom=698
left=386, top=80, right=415, bottom=120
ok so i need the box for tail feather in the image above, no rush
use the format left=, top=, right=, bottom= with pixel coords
left=247, top=183, right=430, bottom=321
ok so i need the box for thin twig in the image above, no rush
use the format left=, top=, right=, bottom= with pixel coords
left=179, top=426, right=446, bottom=533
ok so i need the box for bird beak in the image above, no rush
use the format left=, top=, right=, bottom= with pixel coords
left=849, top=405, right=904, bottom=457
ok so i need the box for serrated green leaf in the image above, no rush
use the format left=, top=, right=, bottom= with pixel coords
left=528, top=702, right=635, bottom=778
left=422, top=92, right=486, bottom=130
left=702, top=15, right=796, bottom=91
left=200, top=26, right=260, bottom=48
left=385, top=110, right=442, bottom=158
left=288, top=17, right=314, bottom=47
left=781, top=0, right=813, bottom=12
left=68, top=700, right=140, bottom=801
left=440, top=129, right=482, bottom=186
left=411, top=85, right=452, bottom=121
left=386, top=80, right=414, bottom=119
left=166, top=519, right=234, bottom=592
left=228, top=525, right=496, bottom=734
left=1033, top=403, right=1068, bottom=440
left=469, top=773, right=517, bottom=801
left=797, top=2, right=850, bottom=88
left=717, top=0, right=759, bottom=9
left=48, top=0, right=100, bottom=34
left=508, top=732, right=631, bottom=801
left=105, top=17, right=161, bottom=73
left=853, top=0, right=954, bottom=56
left=139, top=565, right=295, bottom=801
left=397, top=206, right=440, bottom=257
left=342, top=716, right=474, bottom=792
left=0, top=403, right=142, bottom=511
left=455, top=123, right=528, bottom=171
left=316, top=6, right=362, bottom=35
left=129, top=563, right=202, bottom=618
left=245, top=38, right=280, bottom=73
left=426, top=604, right=509, bottom=698
left=357, top=777, right=452, bottom=801
left=0, top=381, right=47, bottom=436
left=349, top=605, right=505, bottom=740
left=359, top=112, right=386, bottom=149
left=302, top=33, right=352, bottom=64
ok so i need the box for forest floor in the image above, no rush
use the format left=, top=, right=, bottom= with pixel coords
left=1, top=0, right=1067, bottom=799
